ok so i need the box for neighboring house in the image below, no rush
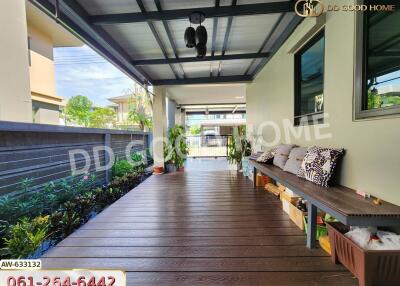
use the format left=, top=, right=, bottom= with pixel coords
left=199, top=114, right=246, bottom=136
left=0, top=1, right=81, bottom=124
left=27, top=2, right=82, bottom=125
left=107, top=95, right=131, bottom=127
left=108, top=89, right=153, bottom=130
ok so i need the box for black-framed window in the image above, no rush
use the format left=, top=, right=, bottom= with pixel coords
left=355, top=0, right=400, bottom=119
left=294, top=30, right=325, bottom=126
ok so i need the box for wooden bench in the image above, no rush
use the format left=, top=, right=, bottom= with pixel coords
left=250, top=159, right=400, bottom=248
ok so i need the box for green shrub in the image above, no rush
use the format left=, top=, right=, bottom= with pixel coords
left=112, top=160, right=133, bottom=178
left=50, top=202, right=81, bottom=239
left=0, top=167, right=149, bottom=259
left=164, top=125, right=188, bottom=168
left=131, top=152, right=145, bottom=173
left=2, top=216, right=49, bottom=258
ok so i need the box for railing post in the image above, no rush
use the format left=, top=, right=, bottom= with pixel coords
left=104, top=133, right=112, bottom=185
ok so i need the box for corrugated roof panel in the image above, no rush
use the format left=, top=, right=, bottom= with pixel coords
left=103, top=23, right=165, bottom=60
left=76, top=0, right=141, bottom=15
left=212, top=17, right=229, bottom=55
left=238, top=0, right=288, bottom=4
left=180, top=62, right=214, bottom=78
left=226, top=14, right=281, bottom=54
left=142, top=64, right=177, bottom=80
left=152, top=21, right=175, bottom=59
left=219, top=59, right=253, bottom=76
left=262, top=13, right=297, bottom=52
left=160, top=0, right=214, bottom=10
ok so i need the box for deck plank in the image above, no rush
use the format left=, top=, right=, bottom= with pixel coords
left=42, top=170, right=356, bottom=285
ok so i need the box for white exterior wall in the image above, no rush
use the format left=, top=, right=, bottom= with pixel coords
left=0, top=0, right=32, bottom=122
left=246, top=0, right=400, bottom=205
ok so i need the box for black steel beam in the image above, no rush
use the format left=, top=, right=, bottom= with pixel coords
left=91, top=2, right=294, bottom=25
left=29, top=0, right=152, bottom=85
left=136, top=0, right=180, bottom=79
left=210, top=0, right=220, bottom=77
left=152, top=75, right=252, bottom=86
left=132, top=52, right=269, bottom=65
left=218, top=0, right=237, bottom=77
left=154, top=0, right=186, bottom=78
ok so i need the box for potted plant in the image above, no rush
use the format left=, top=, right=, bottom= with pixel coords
left=164, top=125, right=189, bottom=173
left=228, top=126, right=251, bottom=171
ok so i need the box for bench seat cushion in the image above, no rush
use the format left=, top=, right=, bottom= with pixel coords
left=283, top=147, right=307, bottom=175
left=298, top=146, right=344, bottom=187
left=273, top=144, right=296, bottom=169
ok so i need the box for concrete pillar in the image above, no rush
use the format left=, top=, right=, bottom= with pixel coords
left=152, top=86, right=167, bottom=167
left=175, top=108, right=186, bottom=127
left=166, top=97, right=176, bottom=130
left=0, top=0, right=32, bottom=122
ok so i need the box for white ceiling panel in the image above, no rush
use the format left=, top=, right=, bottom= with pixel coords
left=167, top=83, right=247, bottom=105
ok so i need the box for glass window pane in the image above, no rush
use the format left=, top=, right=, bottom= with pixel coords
left=365, top=5, right=400, bottom=110
left=298, top=34, right=325, bottom=116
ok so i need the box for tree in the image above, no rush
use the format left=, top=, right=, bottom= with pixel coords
left=126, top=86, right=153, bottom=131
left=65, top=95, right=92, bottom=127
left=89, top=107, right=116, bottom=128
left=189, top=125, right=201, bottom=135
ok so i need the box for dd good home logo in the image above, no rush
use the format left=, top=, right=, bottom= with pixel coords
left=295, top=0, right=324, bottom=17
left=295, top=0, right=396, bottom=17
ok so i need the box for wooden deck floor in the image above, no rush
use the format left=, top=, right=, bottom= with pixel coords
left=42, top=171, right=357, bottom=285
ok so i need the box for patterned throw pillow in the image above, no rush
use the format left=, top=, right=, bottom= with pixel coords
left=256, top=147, right=278, bottom=163
left=297, top=146, right=344, bottom=187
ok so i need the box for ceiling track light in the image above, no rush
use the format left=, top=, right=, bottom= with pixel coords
left=184, top=12, right=208, bottom=59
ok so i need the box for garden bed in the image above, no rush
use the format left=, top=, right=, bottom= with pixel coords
left=0, top=154, right=152, bottom=259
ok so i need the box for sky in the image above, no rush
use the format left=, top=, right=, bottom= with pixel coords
left=54, top=45, right=135, bottom=106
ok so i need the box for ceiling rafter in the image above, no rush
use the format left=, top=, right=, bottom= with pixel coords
left=152, top=75, right=252, bottom=86
left=136, top=0, right=181, bottom=79
left=131, top=52, right=270, bottom=65
left=210, top=0, right=220, bottom=78
left=153, top=0, right=186, bottom=78
left=90, top=2, right=294, bottom=25
left=218, top=0, right=237, bottom=77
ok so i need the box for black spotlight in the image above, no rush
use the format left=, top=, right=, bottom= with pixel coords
left=195, top=25, right=208, bottom=46
left=196, top=44, right=206, bottom=59
left=184, top=27, right=196, bottom=48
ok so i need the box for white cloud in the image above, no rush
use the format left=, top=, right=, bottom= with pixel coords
left=54, top=46, right=136, bottom=106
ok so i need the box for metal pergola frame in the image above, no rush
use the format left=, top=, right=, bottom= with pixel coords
left=29, top=0, right=302, bottom=86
